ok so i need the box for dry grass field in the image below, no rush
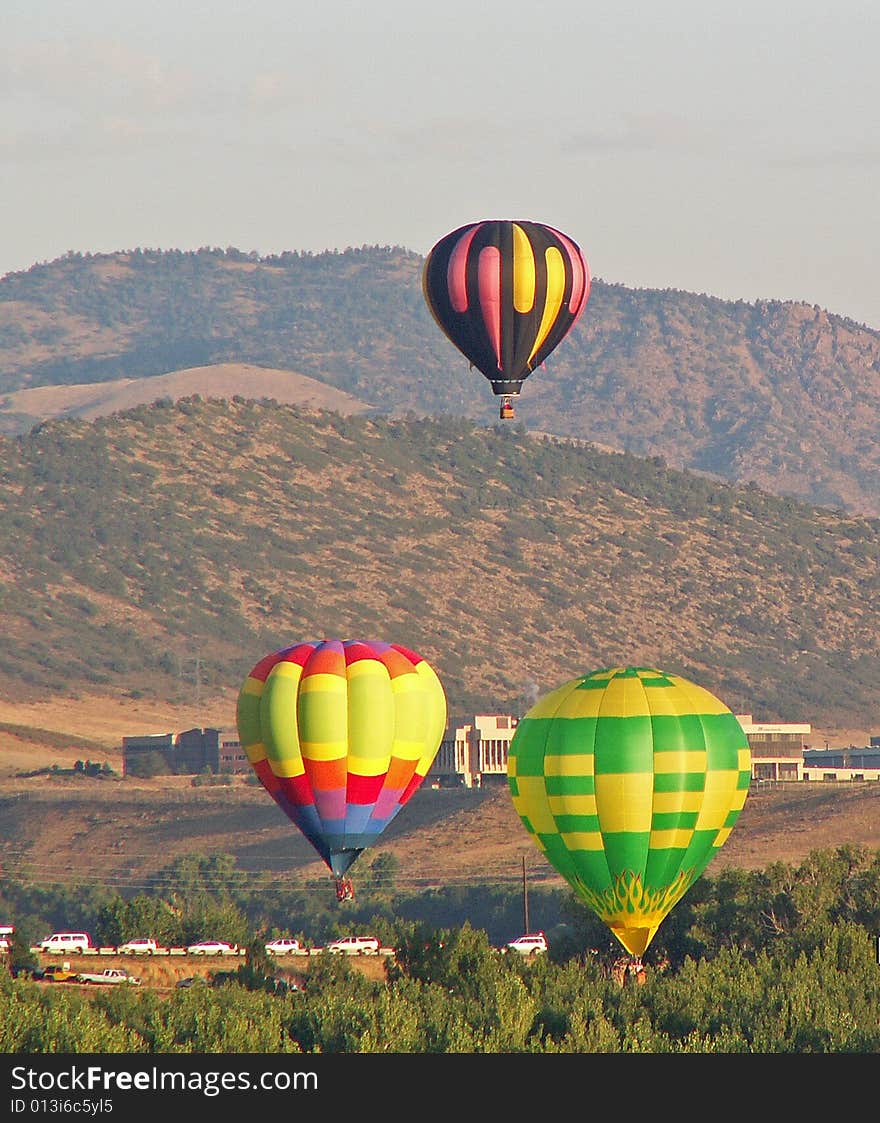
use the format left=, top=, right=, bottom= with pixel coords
left=28, top=949, right=388, bottom=992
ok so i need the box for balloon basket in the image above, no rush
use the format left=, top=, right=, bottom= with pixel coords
left=612, top=956, right=647, bottom=986
left=334, top=877, right=355, bottom=902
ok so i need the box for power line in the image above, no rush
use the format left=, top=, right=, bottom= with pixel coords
left=0, top=857, right=564, bottom=894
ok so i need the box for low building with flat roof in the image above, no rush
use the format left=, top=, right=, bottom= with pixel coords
left=736, top=715, right=811, bottom=782
left=802, top=747, right=880, bottom=782
left=122, top=727, right=248, bottom=776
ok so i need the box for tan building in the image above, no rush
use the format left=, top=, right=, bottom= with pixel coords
left=430, top=714, right=519, bottom=789
left=736, top=715, right=811, bottom=782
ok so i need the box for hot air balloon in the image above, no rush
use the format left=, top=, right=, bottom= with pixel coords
left=507, top=666, right=751, bottom=966
left=422, top=219, right=590, bottom=420
left=236, top=638, right=447, bottom=900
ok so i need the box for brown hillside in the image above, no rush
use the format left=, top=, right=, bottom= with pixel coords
left=1, top=400, right=878, bottom=731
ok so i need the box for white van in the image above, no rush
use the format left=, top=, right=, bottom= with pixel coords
left=0, top=925, right=14, bottom=952
left=38, top=932, right=93, bottom=954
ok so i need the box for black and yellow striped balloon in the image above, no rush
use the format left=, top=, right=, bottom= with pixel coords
left=422, top=219, right=590, bottom=399
left=507, top=666, right=751, bottom=958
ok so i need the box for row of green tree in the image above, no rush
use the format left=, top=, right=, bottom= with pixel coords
left=4, top=921, right=877, bottom=1054
left=3, top=845, right=880, bottom=1052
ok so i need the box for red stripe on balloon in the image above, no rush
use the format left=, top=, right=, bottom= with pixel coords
left=277, top=773, right=316, bottom=807
left=347, top=771, right=387, bottom=805
left=276, top=642, right=319, bottom=668
left=399, top=770, right=427, bottom=805
left=253, top=758, right=281, bottom=793
left=554, top=229, right=591, bottom=319
left=478, top=245, right=503, bottom=371
left=343, top=640, right=379, bottom=665
left=247, top=641, right=314, bottom=682
left=447, top=224, right=480, bottom=313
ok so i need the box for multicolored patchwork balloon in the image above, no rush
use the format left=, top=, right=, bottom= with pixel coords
left=422, top=219, right=590, bottom=405
left=507, top=666, right=751, bottom=959
left=237, top=639, right=447, bottom=892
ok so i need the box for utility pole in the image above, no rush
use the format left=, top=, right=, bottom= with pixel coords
left=177, top=653, right=203, bottom=717
left=522, top=855, right=530, bottom=934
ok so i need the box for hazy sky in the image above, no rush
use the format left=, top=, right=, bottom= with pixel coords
left=4, top=1, right=880, bottom=328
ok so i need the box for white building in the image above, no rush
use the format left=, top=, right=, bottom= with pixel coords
left=802, top=747, right=880, bottom=782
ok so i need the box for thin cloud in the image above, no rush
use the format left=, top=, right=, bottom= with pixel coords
left=769, top=148, right=880, bottom=169
left=562, top=113, right=721, bottom=157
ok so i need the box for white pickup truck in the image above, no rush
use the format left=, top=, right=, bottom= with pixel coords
left=76, top=967, right=141, bottom=986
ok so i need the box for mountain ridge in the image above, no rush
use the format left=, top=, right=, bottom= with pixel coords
left=2, top=246, right=879, bottom=517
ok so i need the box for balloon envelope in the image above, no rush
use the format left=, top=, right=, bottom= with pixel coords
left=237, top=639, right=447, bottom=879
left=422, top=219, right=590, bottom=398
left=507, top=666, right=751, bottom=958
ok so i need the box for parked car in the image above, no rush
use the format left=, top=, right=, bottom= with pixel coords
left=116, top=938, right=160, bottom=955
left=77, top=967, right=141, bottom=986
left=38, top=932, right=93, bottom=954
left=325, top=935, right=380, bottom=955
left=504, top=932, right=548, bottom=956
left=186, top=940, right=237, bottom=955
left=39, top=963, right=81, bottom=983
left=175, top=975, right=208, bottom=988
left=264, top=938, right=301, bottom=956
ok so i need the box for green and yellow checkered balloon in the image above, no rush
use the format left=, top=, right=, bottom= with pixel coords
left=507, top=667, right=751, bottom=958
